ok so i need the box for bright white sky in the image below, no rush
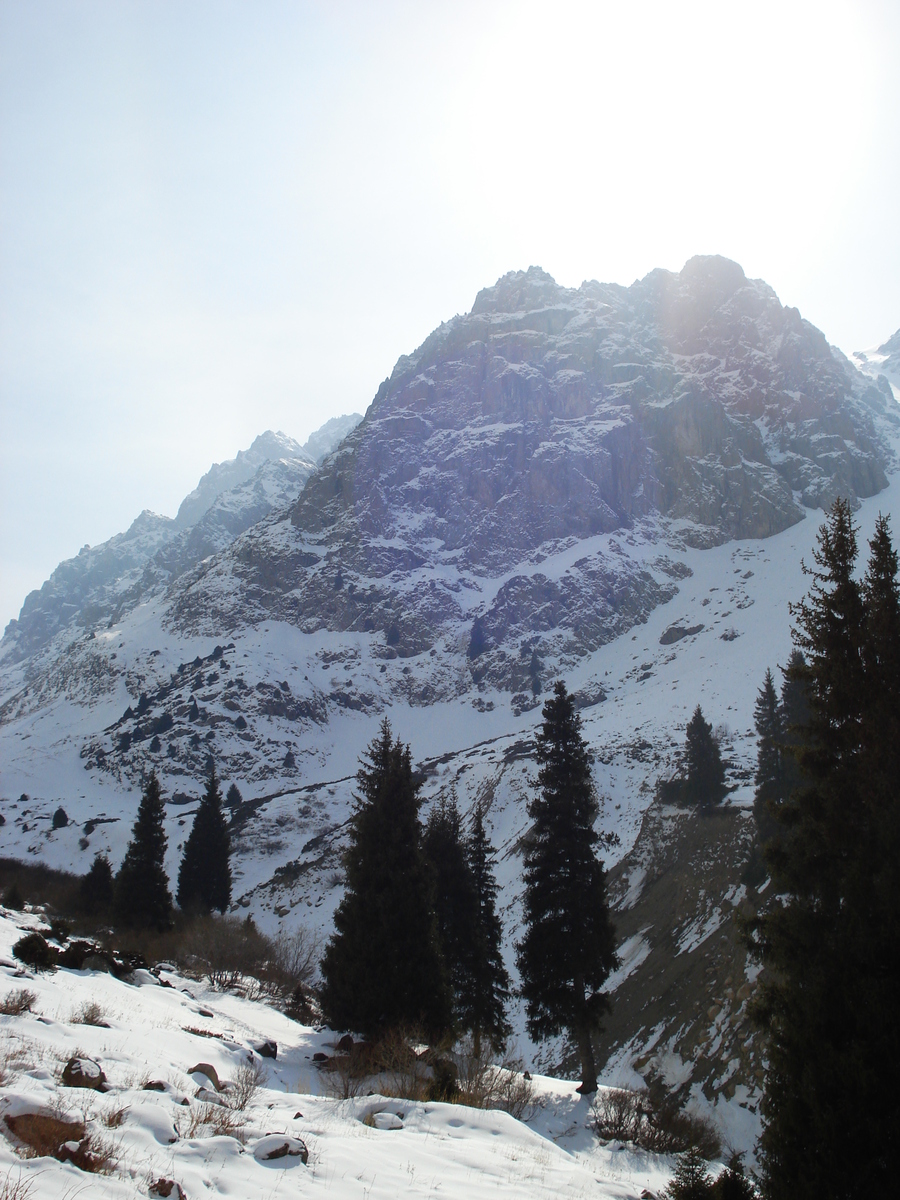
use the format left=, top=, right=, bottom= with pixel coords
left=1, top=0, right=898, bottom=629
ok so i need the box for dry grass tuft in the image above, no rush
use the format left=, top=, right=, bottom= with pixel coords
left=0, top=1167, right=34, bottom=1200
left=184, top=1101, right=246, bottom=1142
left=101, top=1102, right=128, bottom=1130
left=72, top=999, right=107, bottom=1027
left=0, top=989, right=37, bottom=1017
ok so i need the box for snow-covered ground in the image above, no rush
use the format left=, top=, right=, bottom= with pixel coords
left=0, top=910, right=678, bottom=1200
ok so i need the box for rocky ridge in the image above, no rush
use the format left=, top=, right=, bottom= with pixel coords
left=1, top=418, right=361, bottom=667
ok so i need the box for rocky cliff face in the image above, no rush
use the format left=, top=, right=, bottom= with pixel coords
left=1, top=419, right=361, bottom=667
left=169, top=256, right=895, bottom=702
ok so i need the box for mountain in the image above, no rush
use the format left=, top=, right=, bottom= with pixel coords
left=1, top=417, right=362, bottom=666
left=1, top=256, right=898, bottom=1150
left=851, top=326, right=900, bottom=395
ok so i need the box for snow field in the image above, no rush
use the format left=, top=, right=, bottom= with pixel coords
left=0, top=912, right=678, bottom=1199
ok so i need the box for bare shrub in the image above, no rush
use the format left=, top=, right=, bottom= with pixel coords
left=451, top=1039, right=541, bottom=1121
left=372, top=1029, right=429, bottom=1102
left=227, top=1058, right=267, bottom=1112
left=451, top=1036, right=494, bottom=1107
left=320, top=1046, right=371, bottom=1100
left=591, top=1087, right=650, bottom=1143
left=591, top=1084, right=721, bottom=1159
left=489, top=1056, right=541, bottom=1121
left=643, top=1099, right=721, bottom=1160
left=0, top=989, right=37, bottom=1017
left=262, top=925, right=320, bottom=999
left=72, top=1000, right=107, bottom=1026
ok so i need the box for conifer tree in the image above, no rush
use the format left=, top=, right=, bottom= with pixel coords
left=777, top=648, right=809, bottom=803
left=749, top=501, right=900, bottom=1198
left=683, top=705, right=726, bottom=812
left=665, top=1145, right=713, bottom=1200
left=114, top=771, right=173, bottom=931
left=320, top=720, right=451, bottom=1039
left=517, top=681, right=618, bottom=1093
left=752, top=670, right=783, bottom=846
left=176, top=759, right=232, bottom=914
left=423, top=795, right=479, bottom=1030
left=79, top=853, right=114, bottom=917
left=465, top=798, right=511, bottom=1052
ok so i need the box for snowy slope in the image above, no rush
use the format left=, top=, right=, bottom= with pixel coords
left=0, top=910, right=676, bottom=1200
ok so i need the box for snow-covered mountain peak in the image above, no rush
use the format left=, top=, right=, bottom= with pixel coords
left=174, top=431, right=314, bottom=529
left=1, top=415, right=362, bottom=664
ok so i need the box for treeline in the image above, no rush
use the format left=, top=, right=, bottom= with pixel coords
left=747, top=501, right=900, bottom=1200
left=76, top=759, right=234, bottom=932
left=319, top=682, right=619, bottom=1090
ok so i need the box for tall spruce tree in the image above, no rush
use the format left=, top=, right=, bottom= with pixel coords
left=423, top=795, right=479, bottom=1031
left=753, top=669, right=784, bottom=846
left=114, top=771, right=173, bottom=931
left=683, top=705, right=726, bottom=812
left=176, top=759, right=232, bottom=913
left=320, top=720, right=451, bottom=1039
left=750, top=500, right=900, bottom=1198
left=79, top=853, right=114, bottom=917
left=465, top=798, right=511, bottom=1052
left=517, top=681, right=618, bottom=1093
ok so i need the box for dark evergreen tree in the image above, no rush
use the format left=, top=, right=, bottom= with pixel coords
left=665, top=1145, right=713, bottom=1200
left=79, top=853, right=114, bottom=916
left=226, top=782, right=243, bottom=810
left=465, top=798, right=511, bottom=1052
left=777, top=649, right=810, bottom=804
left=176, top=760, right=232, bottom=914
left=517, top=681, right=618, bottom=1093
left=320, top=720, right=451, bottom=1039
left=749, top=501, right=900, bottom=1199
left=683, top=705, right=726, bottom=812
left=114, top=772, right=173, bottom=931
left=752, top=670, right=783, bottom=846
left=423, top=794, right=478, bottom=1030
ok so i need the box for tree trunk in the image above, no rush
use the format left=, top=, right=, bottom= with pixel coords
left=575, top=1022, right=598, bottom=1094
left=573, top=971, right=597, bottom=1093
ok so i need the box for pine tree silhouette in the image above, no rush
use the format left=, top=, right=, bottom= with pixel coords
left=683, top=705, right=726, bottom=812
left=79, top=853, right=114, bottom=916
left=749, top=501, right=900, bottom=1198
left=423, top=794, right=478, bottom=1030
left=320, top=720, right=451, bottom=1039
left=517, top=680, right=618, bottom=1093
left=465, top=798, right=511, bottom=1052
left=753, top=669, right=783, bottom=845
left=114, top=771, right=173, bottom=931
left=176, top=759, right=232, bottom=914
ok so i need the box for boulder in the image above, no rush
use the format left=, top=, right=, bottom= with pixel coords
left=188, top=1062, right=222, bottom=1091
left=61, top=1056, right=106, bottom=1091
left=253, top=1039, right=277, bottom=1059
left=371, top=1111, right=403, bottom=1130
left=149, top=1181, right=187, bottom=1199
left=253, top=1134, right=309, bottom=1164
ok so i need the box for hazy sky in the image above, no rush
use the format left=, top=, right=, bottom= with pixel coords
left=1, top=0, right=898, bottom=630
